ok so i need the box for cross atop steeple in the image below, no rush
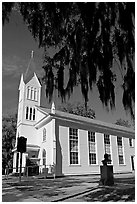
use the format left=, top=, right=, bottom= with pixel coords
left=31, top=50, right=34, bottom=58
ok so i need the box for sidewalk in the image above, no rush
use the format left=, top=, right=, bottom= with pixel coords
left=2, top=172, right=135, bottom=202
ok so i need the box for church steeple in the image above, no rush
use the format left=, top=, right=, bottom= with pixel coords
left=24, top=50, right=36, bottom=84
left=17, top=51, right=42, bottom=126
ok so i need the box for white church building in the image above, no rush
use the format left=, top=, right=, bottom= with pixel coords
left=12, top=59, right=135, bottom=177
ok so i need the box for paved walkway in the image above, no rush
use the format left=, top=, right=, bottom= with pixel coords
left=2, top=173, right=135, bottom=202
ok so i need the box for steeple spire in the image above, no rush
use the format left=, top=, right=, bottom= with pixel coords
left=24, top=50, right=36, bottom=84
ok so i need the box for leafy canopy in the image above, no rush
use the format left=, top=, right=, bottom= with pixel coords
left=2, top=2, right=135, bottom=119
left=115, top=118, right=131, bottom=128
left=58, top=103, right=95, bottom=119
left=2, top=114, right=17, bottom=170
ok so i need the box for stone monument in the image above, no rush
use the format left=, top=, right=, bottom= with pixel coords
left=100, top=153, right=114, bottom=186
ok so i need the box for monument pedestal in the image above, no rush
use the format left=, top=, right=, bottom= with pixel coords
left=100, top=165, right=114, bottom=186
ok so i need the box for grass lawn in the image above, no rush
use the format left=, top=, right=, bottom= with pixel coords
left=83, top=177, right=135, bottom=202
left=2, top=176, right=89, bottom=201
left=2, top=174, right=135, bottom=202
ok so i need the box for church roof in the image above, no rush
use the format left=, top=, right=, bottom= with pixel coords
left=36, top=106, right=51, bottom=114
left=35, top=106, right=135, bottom=139
left=24, top=73, right=34, bottom=84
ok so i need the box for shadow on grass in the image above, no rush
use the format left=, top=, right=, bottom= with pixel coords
left=114, top=177, right=135, bottom=184
left=3, top=175, right=135, bottom=201
left=6, top=177, right=86, bottom=198
left=84, top=186, right=135, bottom=202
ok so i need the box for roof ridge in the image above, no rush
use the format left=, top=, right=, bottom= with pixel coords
left=36, top=106, right=134, bottom=133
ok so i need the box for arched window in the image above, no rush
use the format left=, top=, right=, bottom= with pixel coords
left=33, top=108, right=35, bottom=121
left=34, top=88, right=37, bottom=101
left=27, top=86, right=30, bottom=99
left=43, top=149, right=46, bottom=165
left=30, top=87, right=33, bottom=100
left=29, top=107, right=32, bottom=120
left=26, top=106, right=28, bottom=120
left=43, top=128, right=46, bottom=141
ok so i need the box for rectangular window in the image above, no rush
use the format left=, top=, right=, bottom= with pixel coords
left=104, top=134, right=111, bottom=164
left=26, top=107, right=29, bottom=120
left=117, top=136, right=122, bottom=146
left=33, top=108, right=35, bottom=121
left=117, top=137, right=124, bottom=165
left=29, top=108, right=32, bottom=120
left=88, top=131, right=96, bottom=164
left=129, top=138, right=133, bottom=147
left=69, top=128, right=79, bottom=164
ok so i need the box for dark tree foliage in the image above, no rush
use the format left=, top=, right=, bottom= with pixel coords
left=58, top=103, right=95, bottom=119
left=2, top=2, right=14, bottom=25
left=2, top=114, right=17, bottom=172
left=115, top=118, right=131, bottom=128
left=2, top=2, right=135, bottom=119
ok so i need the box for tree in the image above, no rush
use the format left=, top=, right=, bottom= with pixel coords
left=115, top=118, right=131, bottom=128
left=2, top=2, right=135, bottom=119
left=58, top=103, right=95, bottom=119
left=2, top=114, right=17, bottom=173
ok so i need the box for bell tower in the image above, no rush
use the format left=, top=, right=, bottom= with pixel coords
left=16, top=51, right=41, bottom=142
left=13, top=51, right=42, bottom=173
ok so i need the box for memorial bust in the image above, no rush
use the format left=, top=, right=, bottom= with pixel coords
left=102, top=153, right=111, bottom=165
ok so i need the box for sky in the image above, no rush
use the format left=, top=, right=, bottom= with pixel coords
left=2, top=8, right=134, bottom=126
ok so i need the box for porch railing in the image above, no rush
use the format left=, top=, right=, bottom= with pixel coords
left=3, top=164, right=56, bottom=179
